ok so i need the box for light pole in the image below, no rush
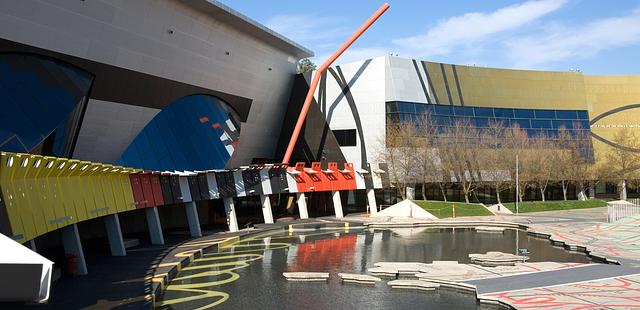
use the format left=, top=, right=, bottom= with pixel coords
left=515, top=154, right=519, bottom=215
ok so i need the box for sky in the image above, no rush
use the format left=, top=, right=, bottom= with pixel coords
left=219, top=0, right=640, bottom=75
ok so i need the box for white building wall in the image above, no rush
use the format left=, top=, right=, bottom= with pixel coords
left=314, top=56, right=387, bottom=168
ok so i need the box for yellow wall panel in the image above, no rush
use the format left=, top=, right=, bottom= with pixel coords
left=0, top=153, right=25, bottom=241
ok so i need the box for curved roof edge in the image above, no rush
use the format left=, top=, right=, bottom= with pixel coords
left=185, top=0, right=313, bottom=59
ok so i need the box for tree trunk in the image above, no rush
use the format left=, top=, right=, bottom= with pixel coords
left=464, top=192, right=470, bottom=203
left=421, top=183, right=426, bottom=201
left=439, top=184, right=447, bottom=202
left=620, top=180, right=627, bottom=201
left=496, top=185, right=502, bottom=204
left=561, top=180, right=568, bottom=201
left=540, top=187, right=546, bottom=202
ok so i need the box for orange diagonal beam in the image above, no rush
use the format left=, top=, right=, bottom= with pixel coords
left=282, top=3, right=390, bottom=164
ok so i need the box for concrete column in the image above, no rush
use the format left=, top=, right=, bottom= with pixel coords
left=296, top=193, right=309, bottom=219
left=589, top=182, right=596, bottom=199
left=185, top=202, right=202, bottom=238
left=145, top=207, right=165, bottom=245
left=223, top=197, right=239, bottom=232
left=104, top=214, right=126, bottom=256
left=260, top=195, right=274, bottom=224
left=332, top=191, right=344, bottom=218
left=61, top=224, right=88, bottom=275
left=620, top=180, right=628, bottom=201
left=367, top=189, right=378, bottom=215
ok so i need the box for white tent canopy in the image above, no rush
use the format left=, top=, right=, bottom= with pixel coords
left=0, top=233, right=53, bottom=303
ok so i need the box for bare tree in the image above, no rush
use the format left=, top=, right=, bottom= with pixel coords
left=439, top=119, right=482, bottom=203
left=605, top=128, right=640, bottom=200
left=529, top=135, right=554, bottom=201
left=377, top=120, right=421, bottom=200
left=479, top=121, right=511, bottom=204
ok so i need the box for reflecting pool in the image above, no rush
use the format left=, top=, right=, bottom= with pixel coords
left=158, top=227, right=590, bottom=309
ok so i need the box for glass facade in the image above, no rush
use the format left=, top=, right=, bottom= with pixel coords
left=386, top=101, right=594, bottom=160
left=0, top=53, right=94, bottom=157
left=116, top=95, right=241, bottom=171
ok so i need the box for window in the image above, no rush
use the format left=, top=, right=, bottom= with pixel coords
left=534, top=110, right=556, bottom=119
left=333, top=129, right=357, bottom=146
left=556, top=110, right=578, bottom=119
left=474, top=107, right=494, bottom=117
left=494, top=108, right=514, bottom=118
left=514, top=109, right=535, bottom=118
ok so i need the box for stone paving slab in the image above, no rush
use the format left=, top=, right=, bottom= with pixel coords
left=387, top=280, right=440, bottom=291
left=283, top=272, right=330, bottom=281
left=481, top=273, right=640, bottom=309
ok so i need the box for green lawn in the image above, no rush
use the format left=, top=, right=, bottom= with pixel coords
left=412, top=200, right=494, bottom=218
left=502, top=200, right=607, bottom=213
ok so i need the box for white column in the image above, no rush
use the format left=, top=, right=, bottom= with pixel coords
left=620, top=180, right=628, bottom=201
left=185, top=202, right=202, bottom=238
left=145, top=207, right=165, bottom=245
left=296, top=193, right=309, bottom=219
left=367, top=189, right=378, bottom=215
left=261, top=195, right=274, bottom=224
left=104, top=214, right=126, bottom=256
left=61, top=224, right=88, bottom=275
left=332, top=191, right=344, bottom=218
left=223, top=197, right=239, bottom=232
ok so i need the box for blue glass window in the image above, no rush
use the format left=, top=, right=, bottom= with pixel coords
left=556, top=110, right=578, bottom=120
left=577, top=111, right=589, bottom=120
left=414, top=103, right=428, bottom=114
left=531, top=119, right=552, bottom=129
left=535, top=110, right=556, bottom=119
left=512, top=119, right=531, bottom=128
left=386, top=101, right=398, bottom=113
left=0, top=54, right=94, bottom=157
left=514, top=109, right=535, bottom=118
left=117, top=95, right=241, bottom=171
left=397, top=102, right=415, bottom=113
left=494, top=108, right=514, bottom=118
left=434, top=116, right=452, bottom=125
left=434, top=105, right=453, bottom=115
left=474, top=107, right=494, bottom=117
left=474, top=117, right=489, bottom=127
left=453, top=106, right=474, bottom=116
left=553, top=120, right=574, bottom=129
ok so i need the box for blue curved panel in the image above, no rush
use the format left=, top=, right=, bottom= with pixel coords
left=116, top=95, right=241, bottom=171
left=0, top=54, right=94, bottom=157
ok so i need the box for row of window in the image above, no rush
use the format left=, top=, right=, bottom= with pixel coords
left=388, top=113, right=590, bottom=130
left=387, top=101, right=589, bottom=121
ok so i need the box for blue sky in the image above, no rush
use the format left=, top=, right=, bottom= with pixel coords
left=220, top=0, right=640, bottom=75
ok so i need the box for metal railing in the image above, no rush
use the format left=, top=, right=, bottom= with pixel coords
left=607, top=203, right=640, bottom=222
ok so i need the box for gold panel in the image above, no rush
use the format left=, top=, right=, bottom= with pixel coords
left=585, top=75, right=640, bottom=164
left=445, top=63, right=588, bottom=110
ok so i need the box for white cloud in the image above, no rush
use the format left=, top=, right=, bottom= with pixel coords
left=506, top=9, right=640, bottom=68
left=392, top=0, right=567, bottom=57
left=265, top=14, right=346, bottom=44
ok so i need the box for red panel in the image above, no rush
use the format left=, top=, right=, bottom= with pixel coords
left=341, top=163, right=357, bottom=190
left=139, top=173, right=154, bottom=208
left=129, top=173, right=146, bottom=209
left=149, top=172, right=164, bottom=207
left=293, top=162, right=312, bottom=192
left=305, top=162, right=325, bottom=192
left=324, top=162, right=340, bottom=191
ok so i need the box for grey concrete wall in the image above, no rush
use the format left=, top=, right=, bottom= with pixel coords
left=74, top=99, right=159, bottom=164
left=0, top=0, right=309, bottom=165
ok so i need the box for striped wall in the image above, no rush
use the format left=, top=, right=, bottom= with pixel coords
left=0, top=152, right=387, bottom=243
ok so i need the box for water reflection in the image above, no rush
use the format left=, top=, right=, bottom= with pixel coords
left=160, top=228, right=589, bottom=309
